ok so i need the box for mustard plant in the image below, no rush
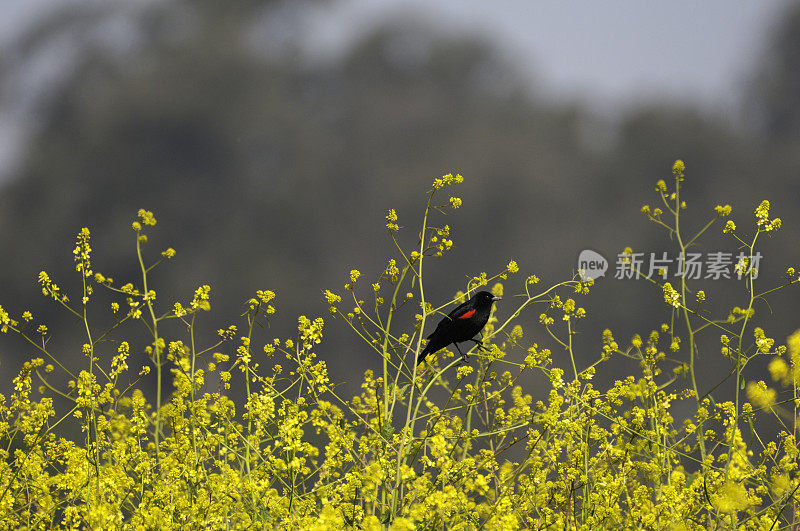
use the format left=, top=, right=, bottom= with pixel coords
left=0, top=166, right=799, bottom=529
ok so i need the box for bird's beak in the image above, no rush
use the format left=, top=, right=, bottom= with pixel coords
left=492, top=296, right=501, bottom=302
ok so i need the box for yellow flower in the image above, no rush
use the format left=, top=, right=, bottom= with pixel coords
left=662, top=283, right=681, bottom=308
left=190, top=285, right=211, bottom=311
left=631, top=334, right=642, bottom=349
left=755, top=199, right=769, bottom=222
left=324, top=290, right=341, bottom=314
left=432, top=173, right=464, bottom=190
left=385, top=209, right=399, bottom=231
left=492, top=282, right=503, bottom=298
left=137, top=208, right=157, bottom=226
left=696, top=291, right=705, bottom=303
left=768, top=357, right=789, bottom=383
left=73, top=227, right=92, bottom=278
left=711, top=481, right=750, bottom=514
left=386, top=259, right=400, bottom=282
left=714, top=204, right=732, bottom=216
left=746, top=380, right=776, bottom=409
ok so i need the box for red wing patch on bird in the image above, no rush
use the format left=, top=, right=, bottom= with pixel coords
left=458, top=309, right=477, bottom=320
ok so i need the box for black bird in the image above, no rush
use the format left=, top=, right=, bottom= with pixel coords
left=417, top=291, right=501, bottom=366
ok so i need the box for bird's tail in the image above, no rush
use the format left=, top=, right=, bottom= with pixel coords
left=416, top=343, right=432, bottom=366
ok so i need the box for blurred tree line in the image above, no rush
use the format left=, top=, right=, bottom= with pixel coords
left=0, top=0, right=799, bottom=406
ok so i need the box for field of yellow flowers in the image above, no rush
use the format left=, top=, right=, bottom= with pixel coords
left=1, top=162, right=799, bottom=529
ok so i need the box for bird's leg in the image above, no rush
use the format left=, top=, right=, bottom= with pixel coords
left=469, top=338, right=489, bottom=352
left=453, top=343, right=468, bottom=362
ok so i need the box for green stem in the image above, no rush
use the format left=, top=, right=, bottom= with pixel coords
left=80, top=270, right=101, bottom=504
left=726, top=232, right=759, bottom=488
left=567, top=318, right=578, bottom=381
left=136, top=232, right=162, bottom=463
left=673, top=169, right=707, bottom=466
left=391, top=191, right=433, bottom=518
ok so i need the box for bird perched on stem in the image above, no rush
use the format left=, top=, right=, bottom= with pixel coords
left=417, top=291, right=500, bottom=366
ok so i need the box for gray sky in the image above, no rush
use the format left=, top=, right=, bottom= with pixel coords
left=301, top=0, right=792, bottom=112
left=2, top=0, right=792, bottom=109
left=0, top=0, right=794, bottom=178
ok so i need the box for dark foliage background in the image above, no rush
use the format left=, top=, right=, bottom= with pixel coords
left=1, top=1, right=799, bottom=419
